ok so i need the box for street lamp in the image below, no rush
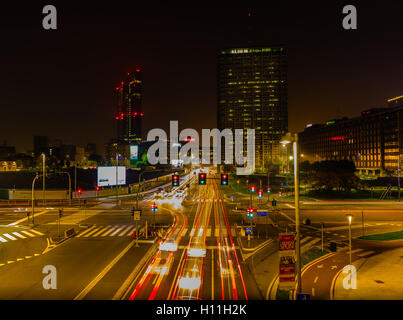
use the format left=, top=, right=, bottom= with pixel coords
left=116, top=153, right=120, bottom=206
left=42, top=153, right=46, bottom=205
left=280, top=132, right=302, bottom=294
left=347, top=214, right=353, bottom=265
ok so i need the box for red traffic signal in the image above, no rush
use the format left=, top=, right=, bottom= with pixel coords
left=220, top=173, right=228, bottom=185
left=258, top=190, right=263, bottom=198
left=172, top=174, right=179, bottom=186
left=77, top=188, right=82, bottom=194
left=95, top=186, right=100, bottom=191
left=198, top=173, right=206, bottom=185
left=250, top=185, right=256, bottom=192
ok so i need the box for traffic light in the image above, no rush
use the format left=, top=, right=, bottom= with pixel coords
left=246, top=208, right=255, bottom=218
left=258, top=190, right=263, bottom=198
left=220, top=174, right=228, bottom=185
left=77, top=188, right=82, bottom=195
left=278, top=191, right=282, bottom=197
left=267, top=187, right=271, bottom=194
left=250, top=185, right=256, bottom=193
left=58, top=208, right=63, bottom=218
left=198, top=173, right=206, bottom=185
left=151, top=202, right=158, bottom=212
left=95, top=186, right=100, bottom=191
left=172, top=174, right=179, bottom=187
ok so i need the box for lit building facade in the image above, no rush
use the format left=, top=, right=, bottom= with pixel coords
left=299, top=96, right=403, bottom=175
left=115, top=70, right=143, bottom=144
left=217, top=46, right=288, bottom=172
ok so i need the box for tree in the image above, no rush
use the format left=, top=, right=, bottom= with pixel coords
left=302, top=160, right=362, bottom=192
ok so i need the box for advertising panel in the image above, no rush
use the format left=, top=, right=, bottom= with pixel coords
left=279, top=233, right=296, bottom=290
left=97, top=166, right=126, bottom=187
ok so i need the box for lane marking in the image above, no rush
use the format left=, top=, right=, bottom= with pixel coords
left=109, top=226, right=125, bottom=236
left=74, top=239, right=138, bottom=300
left=21, top=230, right=36, bottom=237
left=101, top=227, right=117, bottom=237
left=29, top=229, right=44, bottom=236
left=3, top=233, right=17, bottom=240
left=118, top=226, right=132, bottom=237
left=122, top=226, right=136, bottom=237
left=8, top=210, right=49, bottom=226
left=92, top=226, right=112, bottom=237
left=12, top=232, right=26, bottom=239
left=84, top=226, right=103, bottom=238
left=0, top=236, right=7, bottom=243
left=351, top=248, right=364, bottom=254
left=314, top=276, right=319, bottom=283
left=76, top=225, right=97, bottom=237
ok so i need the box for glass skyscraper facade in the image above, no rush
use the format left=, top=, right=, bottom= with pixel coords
left=115, top=70, right=143, bottom=144
left=217, top=46, right=288, bottom=172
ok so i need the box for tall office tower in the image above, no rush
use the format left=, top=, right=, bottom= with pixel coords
left=115, top=70, right=143, bottom=144
left=33, top=136, right=48, bottom=158
left=217, top=46, right=288, bottom=172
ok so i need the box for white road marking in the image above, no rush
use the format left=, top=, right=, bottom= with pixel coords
left=84, top=226, right=103, bottom=238
left=93, top=226, right=112, bottom=237
left=101, top=227, right=117, bottom=237
left=109, top=226, right=125, bottom=236
left=122, top=226, right=136, bottom=236
left=21, top=230, right=36, bottom=237
left=117, top=225, right=132, bottom=236
left=3, top=233, right=17, bottom=240
left=29, top=229, right=44, bottom=236
left=76, top=225, right=97, bottom=237
left=12, top=232, right=26, bottom=239
left=0, top=236, right=7, bottom=243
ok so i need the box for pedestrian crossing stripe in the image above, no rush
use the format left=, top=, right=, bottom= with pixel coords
left=0, top=229, right=44, bottom=243
left=12, top=232, right=26, bottom=239
left=75, top=225, right=138, bottom=238
left=3, top=233, right=17, bottom=240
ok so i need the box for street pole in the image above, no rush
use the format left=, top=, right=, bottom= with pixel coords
left=74, top=164, right=77, bottom=195
left=348, top=216, right=352, bottom=265
left=31, top=173, right=39, bottom=226
left=361, top=210, right=365, bottom=236
left=293, top=133, right=302, bottom=294
left=116, top=154, right=119, bottom=207
left=135, top=220, right=139, bottom=247
left=42, top=153, right=46, bottom=205
left=321, top=222, right=324, bottom=253
left=398, top=110, right=400, bottom=201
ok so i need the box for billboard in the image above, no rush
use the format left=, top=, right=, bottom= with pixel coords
left=97, top=166, right=126, bottom=187
left=130, top=144, right=139, bottom=160
left=278, top=233, right=296, bottom=290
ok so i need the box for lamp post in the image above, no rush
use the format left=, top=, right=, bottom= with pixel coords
left=42, top=153, right=46, bottom=205
left=31, top=173, right=41, bottom=226
left=281, top=132, right=301, bottom=294
left=347, top=214, right=353, bottom=265
left=116, top=153, right=120, bottom=207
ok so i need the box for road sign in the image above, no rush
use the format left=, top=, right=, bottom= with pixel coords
left=245, top=227, right=252, bottom=235
left=133, top=209, right=141, bottom=221
left=257, top=210, right=268, bottom=217
left=296, top=293, right=311, bottom=300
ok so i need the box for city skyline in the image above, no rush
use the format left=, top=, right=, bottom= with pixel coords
left=1, top=2, right=403, bottom=154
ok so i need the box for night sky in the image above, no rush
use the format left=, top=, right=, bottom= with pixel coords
left=1, top=1, right=403, bottom=155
